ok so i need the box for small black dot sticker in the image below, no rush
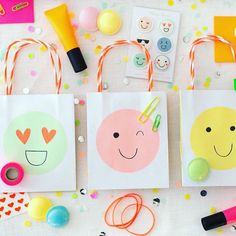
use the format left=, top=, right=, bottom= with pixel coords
left=113, top=132, right=119, bottom=138
left=200, top=190, right=207, bottom=197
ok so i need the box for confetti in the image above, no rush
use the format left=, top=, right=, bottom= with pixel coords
left=123, top=78, right=129, bottom=85
left=172, top=85, right=179, bottom=91
left=28, top=25, right=35, bottom=33
left=71, top=193, right=78, bottom=199
left=78, top=136, right=85, bottom=143
left=79, top=99, right=86, bottom=105
left=187, top=86, right=193, bottom=90
left=210, top=207, right=217, bottom=214
left=103, top=82, right=109, bottom=90
left=167, top=0, right=174, bottom=6
left=74, top=98, right=79, bottom=105
left=80, top=188, right=87, bottom=195
left=28, top=53, right=35, bottom=60
left=75, top=119, right=81, bottom=127
left=217, top=228, right=223, bottom=235
left=200, top=190, right=207, bottom=197
left=175, top=180, right=182, bottom=187
left=195, top=31, right=202, bottom=37
left=90, top=190, right=98, bottom=199
left=184, top=193, right=191, bottom=200
left=35, top=27, right=42, bottom=35
left=191, top=3, right=197, bottom=10
left=200, top=0, right=206, bottom=3
left=55, top=192, right=63, bottom=197
left=94, top=45, right=103, bottom=55
left=100, top=232, right=106, bottom=236
left=183, top=33, right=192, bottom=43
left=0, top=48, right=6, bottom=61
left=39, top=46, right=47, bottom=52
left=84, top=32, right=91, bottom=40
left=79, top=151, right=86, bottom=159
left=202, top=26, right=208, bottom=31
left=78, top=205, right=88, bottom=212
left=23, top=88, right=30, bottom=94
left=153, top=197, right=160, bottom=205
left=63, top=84, right=70, bottom=89
left=230, top=225, right=236, bottom=232
left=152, top=188, right=159, bottom=193
left=23, top=220, right=32, bottom=227
left=77, top=79, right=83, bottom=86
left=30, top=70, right=37, bottom=77
left=122, top=55, right=129, bottom=62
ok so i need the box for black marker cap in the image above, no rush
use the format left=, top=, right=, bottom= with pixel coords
left=201, top=212, right=227, bottom=231
left=67, top=47, right=87, bottom=73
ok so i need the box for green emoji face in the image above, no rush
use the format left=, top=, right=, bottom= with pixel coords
left=133, top=53, right=147, bottom=68
left=4, top=112, right=67, bottom=175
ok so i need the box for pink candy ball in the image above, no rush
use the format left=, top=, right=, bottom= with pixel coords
left=79, top=7, right=99, bottom=32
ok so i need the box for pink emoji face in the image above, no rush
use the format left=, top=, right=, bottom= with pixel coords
left=96, top=109, right=160, bottom=172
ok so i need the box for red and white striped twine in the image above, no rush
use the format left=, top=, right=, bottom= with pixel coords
left=97, top=40, right=153, bottom=92
left=3, top=38, right=62, bottom=95
left=189, top=35, right=236, bottom=89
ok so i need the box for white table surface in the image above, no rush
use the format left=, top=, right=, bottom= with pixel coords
left=1, top=0, right=236, bottom=235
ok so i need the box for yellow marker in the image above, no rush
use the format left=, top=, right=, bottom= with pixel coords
left=45, top=4, right=87, bottom=72
left=138, top=96, right=160, bottom=123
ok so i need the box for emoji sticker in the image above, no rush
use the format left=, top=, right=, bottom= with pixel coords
left=136, top=36, right=152, bottom=49
left=159, top=20, right=174, bottom=35
left=96, top=109, right=160, bottom=172
left=190, top=107, right=236, bottom=170
left=4, top=112, right=67, bottom=175
left=137, top=16, right=153, bottom=32
left=133, top=53, right=147, bottom=68
left=154, top=55, right=170, bottom=70
left=157, top=37, right=172, bottom=52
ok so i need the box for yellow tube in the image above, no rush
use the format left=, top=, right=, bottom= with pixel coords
left=45, top=4, right=87, bottom=72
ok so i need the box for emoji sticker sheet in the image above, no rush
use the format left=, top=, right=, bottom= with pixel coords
left=181, top=91, right=236, bottom=186
left=126, top=6, right=180, bottom=83
left=87, top=92, right=169, bottom=189
left=0, top=95, right=76, bottom=192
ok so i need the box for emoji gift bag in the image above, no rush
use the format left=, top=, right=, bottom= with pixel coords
left=181, top=35, right=236, bottom=187
left=87, top=40, right=169, bottom=190
left=0, top=39, right=76, bottom=192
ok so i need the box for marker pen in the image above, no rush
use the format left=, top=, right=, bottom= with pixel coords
left=45, top=4, right=87, bottom=73
left=201, top=206, right=236, bottom=231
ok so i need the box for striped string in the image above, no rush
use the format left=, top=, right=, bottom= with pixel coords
left=97, top=40, right=153, bottom=92
left=3, top=38, right=62, bottom=95
left=189, top=35, right=236, bottom=89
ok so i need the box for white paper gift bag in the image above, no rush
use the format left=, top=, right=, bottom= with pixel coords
left=0, top=39, right=76, bottom=192
left=87, top=40, right=169, bottom=190
left=180, top=35, right=236, bottom=187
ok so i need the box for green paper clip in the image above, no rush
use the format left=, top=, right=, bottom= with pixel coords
left=152, top=114, right=161, bottom=132
left=138, top=96, right=161, bottom=123
left=234, top=78, right=236, bottom=91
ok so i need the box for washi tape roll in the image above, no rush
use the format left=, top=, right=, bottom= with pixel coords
left=1, top=162, right=24, bottom=186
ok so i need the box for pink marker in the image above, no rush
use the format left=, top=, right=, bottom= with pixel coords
left=201, top=206, right=236, bottom=231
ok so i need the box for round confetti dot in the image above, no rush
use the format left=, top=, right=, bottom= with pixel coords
left=123, top=78, right=129, bottom=85
left=74, top=98, right=79, bottom=105
left=230, top=225, right=236, bottom=232
left=152, top=188, right=159, bottom=193
left=78, top=136, right=85, bottom=143
left=63, top=84, right=70, bottom=90
left=78, top=205, right=88, bottom=212
left=75, top=119, right=80, bottom=127
left=30, top=70, right=37, bottom=77
left=23, top=220, right=32, bottom=227
left=202, top=26, right=208, bottom=31
left=184, top=193, right=191, bottom=200
left=28, top=53, right=35, bottom=60
left=195, top=31, right=202, bottom=37
left=122, top=56, right=129, bottom=62
left=216, top=71, right=221, bottom=77
left=71, top=193, right=78, bottom=199
left=80, top=188, right=87, bottom=195
left=200, top=0, right=206, bottom=3
left=28, top=25, right=35, bottom=32
left=77, top=80, right=83, bottom=86
left=55, top=192, right=62, bottom=197
left=90, top=190, right=98, bottom=199
left=103, top=82, right=108, bottom=90
left=153, top=197, right=160, bottom=205
left=23, top=88, right=30, bottom=94
left=191, top=3, right=197, bottom=10
left=217, top=228, right=223, bottom=235
left=39, top=46, right=47, bottom=52
left=188, top=158, right=209, bottom=182
left=79, top=99, right=86, bottom=105
left=200, top=190, right=207, bottom=197
left=210, top=207, right=217, bottom=214
left=167, top=0, right=175, bottom=6
left=183, top=33, right=192, bottom=43
left=35, top=27, right=42, bottom=35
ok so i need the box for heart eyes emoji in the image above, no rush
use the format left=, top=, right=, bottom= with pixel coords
left=16, top=128, right=56, bottom=144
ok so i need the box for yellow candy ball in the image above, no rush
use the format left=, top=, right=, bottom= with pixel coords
left=27, top=197, right=53, bottom=221
left=97, top=9, right=122, bottom=35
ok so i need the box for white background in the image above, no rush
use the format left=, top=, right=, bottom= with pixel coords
left=1, top=0, right=236, bottom=236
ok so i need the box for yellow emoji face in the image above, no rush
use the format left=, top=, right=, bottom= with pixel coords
left=190, top=107, right=236, bottom=170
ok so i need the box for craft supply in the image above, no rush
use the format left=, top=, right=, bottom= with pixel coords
left=0, top=0, right=34, bottom=24
left=126, top=6, right=181, bottom=82
left=214, top=16, right=236, bottom=62
left=104, top=193, right=155, bottom=235
left=46, top=206, right=69, bottom=227
left=138, top=96, right=160, bottom=123
left=45, top=4, right=87, bottom=73
left=87, top=40, right=169, bottom=190
left=1, top=162, right=24, bottom=186
left=202, top=206, right=236, bottom=231
left=97, top=9, right=122, bottom=35
left=12, top=2, right=29, bottom=12
left=234, top=78, right=236, bottom=91
left=188, top=158, right=209, bottom=181
left=0, top=4, right=5, bottom=16
left=152, top=114, right=161, bottom=132
left=28, top=197, right=52, bottom=221
left=79, top=6, right=99, bottom=32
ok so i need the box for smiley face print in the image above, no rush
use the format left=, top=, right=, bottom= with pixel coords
left=190, top=107, right=236, bottom=170
left=157, top=37, right=172, bottom=52
left=137, top=16, right=153, bottom=32
left=159, top=20, right=174, bottom=35
left=137, top=36, right=152, bottom=49
left=96, top=109, right=160, bottom=172
left=154, top=55, right=170, bottom=70
left=133, top=53, right=147, bottom=68
left=4, top=112, right=67, bottom=175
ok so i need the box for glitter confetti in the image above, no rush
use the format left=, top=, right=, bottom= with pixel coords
left=79, top=99, right=86, bottom=105
left=84, top=32, right=91, bottom=40
left=28, top=53, right=35, bottom=60
left=217, top=228, right=223, bottom=235
left=210, top=207, right=217, bottom=214
left=195, top=31, right=202, bottom=37
left=122, top=55, right=129, bottom=62
left=184, top=193, right=191, bottom=200
left=71, top=193, right=78, bottom=199
left=203, top=76, right=212, bottom=88
left=63, top=84, right=70, bottom=89
left=152, top=188, right=159, bottom=193
left=191, top=3, right=197, bottom=10
left=55, top=192, right=63, bottom=197
left=167, top=0, right=174, bottom=6
left=94, top=45, right=103, bottom=55
left=200, top=0, right=206, bottom=3
left=202, top=26, right=208, bottom=31
left=200, top=190, right=207, bottom=197
left=75, top=119, right=81, bottom=127
left=39, top=46, right=47, bottom=52
left=23, top=220, right=32, bottom=227
left=172, top=85, right=179, bottom=91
